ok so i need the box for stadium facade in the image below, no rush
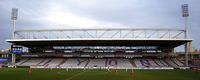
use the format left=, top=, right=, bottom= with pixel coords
left=5, top=28, right=192, bottom=69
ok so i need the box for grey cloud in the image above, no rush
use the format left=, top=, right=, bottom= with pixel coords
left=0, top=0, right=200, bottom=50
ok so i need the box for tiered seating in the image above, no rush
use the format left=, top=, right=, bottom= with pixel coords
left=165, top=59, right=179, bottom=67
left=60, top=58, right=89, bottom=68
left=16, top=58, right=28, bottom=65
left=37, top=58, right=51, bottom=66
left=129, top=59, right=137, bottom=67
left=172, top=58, right=184, bottom=67
left=87, top=59, right=105, bottom=68
left=140, top=59, right=151, bottom=67
left=134, top=59, right=144, bottom=67
left=20, top=58, right=42, bottom=66
left=116, top=59, right=133, bottom=68
left=107, top=59, right=118, bottom=68
left=133, top=59, right=170, bottom=67
left=159, top=59, right=169, bottom=67
left=148, top=59, right=159, bottom=67
left=45, top=58, right=63, bottom=67
left=154, top=59, right=166, bottom=67
left=16, top=58, right=185, bottom=68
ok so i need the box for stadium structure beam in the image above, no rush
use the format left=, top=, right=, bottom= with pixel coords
left=172, top=31, right=184, bottom=38
left=147, top=31, right=156, bottom=38
left=13, top=28, right=186, bottom=40
left=14, top=28, right=185, bottom=32
left=6, top=38, right=192, bottom=48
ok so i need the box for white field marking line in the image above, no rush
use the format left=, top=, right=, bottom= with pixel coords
left=65, top=71, right=85, bottom=80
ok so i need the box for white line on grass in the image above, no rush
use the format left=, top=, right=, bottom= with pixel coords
left=65, top=71, right=85, bottom=80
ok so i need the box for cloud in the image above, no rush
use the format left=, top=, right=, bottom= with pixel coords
left=40, top=2, right=98, bottom=28
left=0, top=0, right=200, bottom=50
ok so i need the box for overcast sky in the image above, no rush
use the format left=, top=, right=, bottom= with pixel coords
left=0, top=0, right=200, bottom=50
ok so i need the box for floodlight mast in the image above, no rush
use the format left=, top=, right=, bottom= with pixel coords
left=182, top=4, right=189, bottom=67
left=11, top=8, right=18, bottom=66
left=182, top=4, right=189, bottom=38
left=11, top=8, right=18, bottom=39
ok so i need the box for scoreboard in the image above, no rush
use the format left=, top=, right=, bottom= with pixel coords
left=11, top=45, right=22, bottom=54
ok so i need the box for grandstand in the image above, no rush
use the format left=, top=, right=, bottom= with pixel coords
left=6, top=28, right=192, bottom=69
left=15, top=58, right=185, bottom=69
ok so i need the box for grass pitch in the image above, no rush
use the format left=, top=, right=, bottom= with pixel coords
left=0, top=68, right=199, bottom=80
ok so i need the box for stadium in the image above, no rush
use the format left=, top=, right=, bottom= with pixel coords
left=6, top=28, right=192, bottom=69
left=1, top=28, right=199, bottom=80
left=0, top=1, right=200, bottom=80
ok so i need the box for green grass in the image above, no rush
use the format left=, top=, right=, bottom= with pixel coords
left=0, top=68, right=199, bottom=80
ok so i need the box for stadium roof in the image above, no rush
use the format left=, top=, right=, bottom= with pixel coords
left=6, top=38, right=192, bottom=48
